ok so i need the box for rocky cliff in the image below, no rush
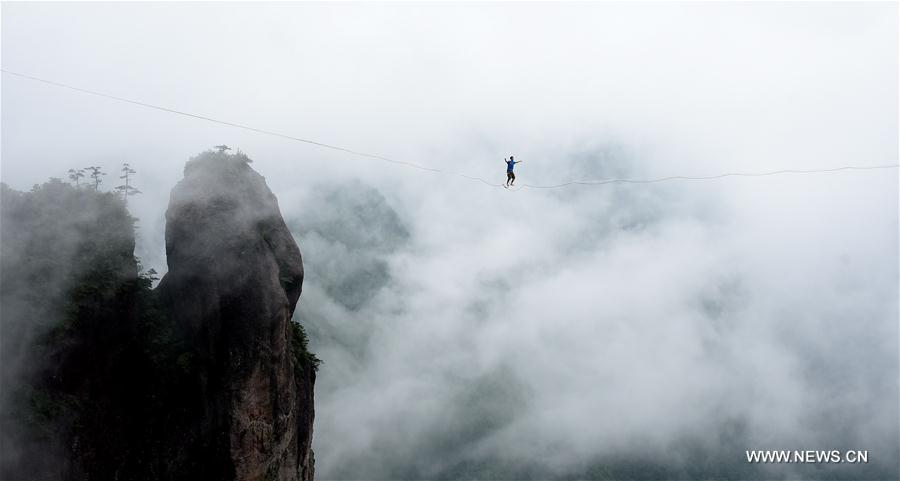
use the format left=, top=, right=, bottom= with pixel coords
left=157, top=150, right=315, bottom=481
left=0, top=150, right=316, bottom=481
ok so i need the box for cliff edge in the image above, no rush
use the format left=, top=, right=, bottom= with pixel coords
left=157, top=150, right=315, bottom=481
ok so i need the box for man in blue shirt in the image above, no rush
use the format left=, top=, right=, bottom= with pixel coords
left=505, top=155, right=523, bottom=187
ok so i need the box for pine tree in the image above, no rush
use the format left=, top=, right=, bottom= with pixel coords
left=114, top=163, right=141, bottom=205
left=67, top=168, right=85, bottom=186
left=84, top=166, right=106, bottom=190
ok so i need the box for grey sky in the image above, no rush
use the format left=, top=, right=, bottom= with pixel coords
left=2, top=2, right=898, bottom=478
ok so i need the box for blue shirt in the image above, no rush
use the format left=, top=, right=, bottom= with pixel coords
left=506, top=160, right=516, bottom=172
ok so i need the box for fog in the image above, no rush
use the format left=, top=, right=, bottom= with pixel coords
left=2, top=2, right=897, bottom=479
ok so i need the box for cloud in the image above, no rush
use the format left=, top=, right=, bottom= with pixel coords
left=2, top=2, right=897, bottom=478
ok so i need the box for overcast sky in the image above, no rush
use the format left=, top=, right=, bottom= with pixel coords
left=2, top=2, right=898, bottom=478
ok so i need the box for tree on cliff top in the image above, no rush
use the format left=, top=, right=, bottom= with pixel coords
left=67, top=168, right=85, bottom=186
left=84, top=166, right=106, bottom=190
left=114, top=163, right=141, bottom=205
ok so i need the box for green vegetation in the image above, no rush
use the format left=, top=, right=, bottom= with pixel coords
left=0, top=179, right=185, bottom=479
left=291, top=320, right=322, bottom=372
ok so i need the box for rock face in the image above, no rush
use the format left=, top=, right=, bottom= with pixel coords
left=0, top=151, right=315, bottom=481
left=157, top=151, right=315, bottom=481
